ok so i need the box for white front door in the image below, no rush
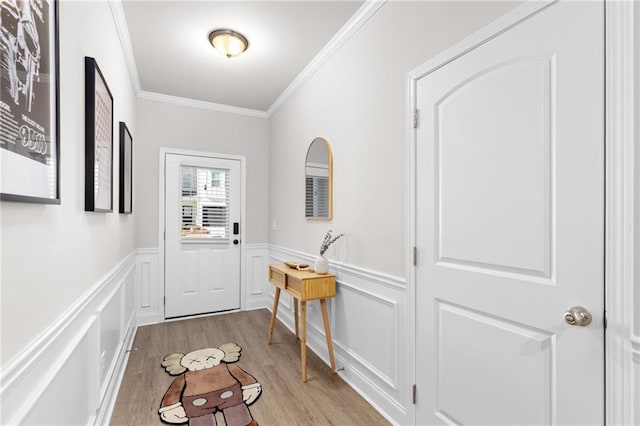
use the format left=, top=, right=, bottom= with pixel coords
left=415, top=1, right=604, bottom=424
left=164, top=153, right=241, bottom=318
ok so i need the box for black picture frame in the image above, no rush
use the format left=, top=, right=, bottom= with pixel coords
left=0, top=0, right=61, bottom=204
left=84, top=56, right=113, bottom=212
left=119, top=122, right=132, bottom=214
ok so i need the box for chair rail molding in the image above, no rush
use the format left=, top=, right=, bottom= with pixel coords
left=267, top=244, right=408, bottom=425
left=0, top=251, right=137, bottom=425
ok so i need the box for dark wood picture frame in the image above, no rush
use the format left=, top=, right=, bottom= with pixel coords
left=84, top=56, right=114, bottom=212
left=119, top=122, right=132, bottom=214
left=0, top=0, right=61, bottom=204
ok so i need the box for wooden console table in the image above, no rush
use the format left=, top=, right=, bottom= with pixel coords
left=267, top=263, right=337, bottom=382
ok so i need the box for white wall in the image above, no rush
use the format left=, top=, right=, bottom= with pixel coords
left=268, top=2, right=519, bottom=423
left=134, top=99, right=269, bottom=248
left=269, top=1, right=518, bottom=277
left=0, top=0, right=137, bottom=366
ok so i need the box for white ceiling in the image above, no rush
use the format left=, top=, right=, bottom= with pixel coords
left=121, top=1, right=364, bottom=112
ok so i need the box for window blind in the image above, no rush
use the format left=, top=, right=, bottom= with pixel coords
left=180, top=166, right=230, bottom=240
left=305, top=176, right=329, bottom=217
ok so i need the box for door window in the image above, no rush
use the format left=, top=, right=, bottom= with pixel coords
left=180, top=165, right=229, bottom=240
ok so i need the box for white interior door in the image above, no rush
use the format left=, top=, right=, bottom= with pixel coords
left=415, top=1, right=604, bottom=424
left=165, top=153, right=241, bottom=318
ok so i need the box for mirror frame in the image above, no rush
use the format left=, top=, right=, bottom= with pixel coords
left=304, top=137, right=333, bottom=220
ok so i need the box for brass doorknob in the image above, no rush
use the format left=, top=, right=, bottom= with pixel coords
left=564, top=306, right=592, bottom=326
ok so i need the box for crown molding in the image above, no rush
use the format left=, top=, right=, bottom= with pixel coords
left=266, top=0, right=386, bottom=118
left=109, top=0, right=385, bottom=120
left=138, top=91, right=268, bottom=119
left=108, top=0, right=142, bottom=93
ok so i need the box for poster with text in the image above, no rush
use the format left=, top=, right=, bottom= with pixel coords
left=0, top=0, right=59, bottom=203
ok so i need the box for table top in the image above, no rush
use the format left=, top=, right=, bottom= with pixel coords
left=270, top=263, right=335, bottom=280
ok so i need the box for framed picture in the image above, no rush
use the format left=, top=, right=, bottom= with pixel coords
left=0, top=0, right=60, bottom=204
left=119, top=122, right=132, bottom=214
left=84, top=56, right=113, bottom=212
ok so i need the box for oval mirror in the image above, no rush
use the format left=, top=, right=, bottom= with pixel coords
left=305, top=137, right=333, bottom=219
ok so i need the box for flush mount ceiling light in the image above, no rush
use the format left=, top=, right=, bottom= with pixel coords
left=208, top=29, right=249, bottom=59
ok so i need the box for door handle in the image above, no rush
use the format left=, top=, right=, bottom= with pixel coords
left=564, top=306, right=592, bottom=326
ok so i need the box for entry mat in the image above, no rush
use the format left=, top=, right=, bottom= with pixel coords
left=159, top=343, right=261, bottom=426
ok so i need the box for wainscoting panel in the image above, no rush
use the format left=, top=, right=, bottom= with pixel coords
left=0, top=252, right=137, bottom=425
left=334, top=282, right=399, bottom=389
left=268, top=245, right=410, bottom=424
left=135, top=248, right=161, bottom=325
left=244, top=244, right=269, bottom=310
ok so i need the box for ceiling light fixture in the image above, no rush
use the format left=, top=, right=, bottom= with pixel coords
left=208, top=29, right=249, bottom=59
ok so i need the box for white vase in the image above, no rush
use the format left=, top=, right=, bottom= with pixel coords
left=314, top=255, right=329, bottom=274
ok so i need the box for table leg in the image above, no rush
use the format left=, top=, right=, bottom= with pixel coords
left=300, top=300, right=307, bottom=382
left=268, top=288, right=281, bottom=344
left=294, top=298, right=299, bottom=339
left=320, top=298, right=337, bottom=374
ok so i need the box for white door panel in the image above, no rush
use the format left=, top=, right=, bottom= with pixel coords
left=165, top=154, right=241, bottom=318
left=416, top=1, right=603, bottom=424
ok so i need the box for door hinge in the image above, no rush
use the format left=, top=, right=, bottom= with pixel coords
left=412, top=246, right=417, bottom=266
left=413, top=109, right=419, bottom=129
left=603, top=309, right=607, bottom=330
left=412, top=384, right=417, bottom=404
left=164, top=231, right=166, bottom=241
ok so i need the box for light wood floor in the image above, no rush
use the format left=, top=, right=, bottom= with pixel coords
left=110, top=309, right=389, bottom=425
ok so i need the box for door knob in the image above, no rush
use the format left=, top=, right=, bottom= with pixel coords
left=564, top=306, right=592, bottom=326
left=233, top=239, right=239, bottom=245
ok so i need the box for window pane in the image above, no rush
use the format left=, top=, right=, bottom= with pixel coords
left=180, top=165, right=230, bottom=240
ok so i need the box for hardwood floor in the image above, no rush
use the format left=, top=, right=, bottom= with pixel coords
left=110, top=309, right=389, bottom=425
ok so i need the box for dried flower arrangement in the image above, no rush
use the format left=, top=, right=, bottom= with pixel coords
left=320, top=230, right=344, bottom=256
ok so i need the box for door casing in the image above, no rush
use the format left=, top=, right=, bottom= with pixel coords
left=406, top=0, right=636, bottom=424
left=158, top=148, right=247, bottom=319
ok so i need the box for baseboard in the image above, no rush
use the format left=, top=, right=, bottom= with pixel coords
left=134, top=245, right=270, bottom=324
left=0, top=251, right=138, bottom=425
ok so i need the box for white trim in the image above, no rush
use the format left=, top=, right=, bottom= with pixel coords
left=7, top=317, right=99, bottom=425
left=94, top=314, right=136, bottom=426
left=244, top=244, right=270, bottom=310
left=406, top=56, right=418, bottom=426
left=108, top=0, right=141, bottom=93
left=0, top=252, right=137, bottom=425
left=269, top=244, right=406, bottom=290
left=267, top=244, right=408, bottom=421
left=158, top=148, right=247, bottom=319
left=266, top=0, right=386, bottom=118
left=135, top=248, right=162, bottom=325
left=335, top=365, right=401, bottom=426
left=96, top=278, right=129, bottom=403
left=407, top=1, right=554, bottom=81
left=407, top=0, right=636, bottom=423
left=138, top=91, right=268, bottom=119
left=605, top=1, right=636, bottom=425
left=109, top=0, right=385, bottom=120
left=333, top=281, right=399, bottom=390
left=0, top=251, right=136, bottom=394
